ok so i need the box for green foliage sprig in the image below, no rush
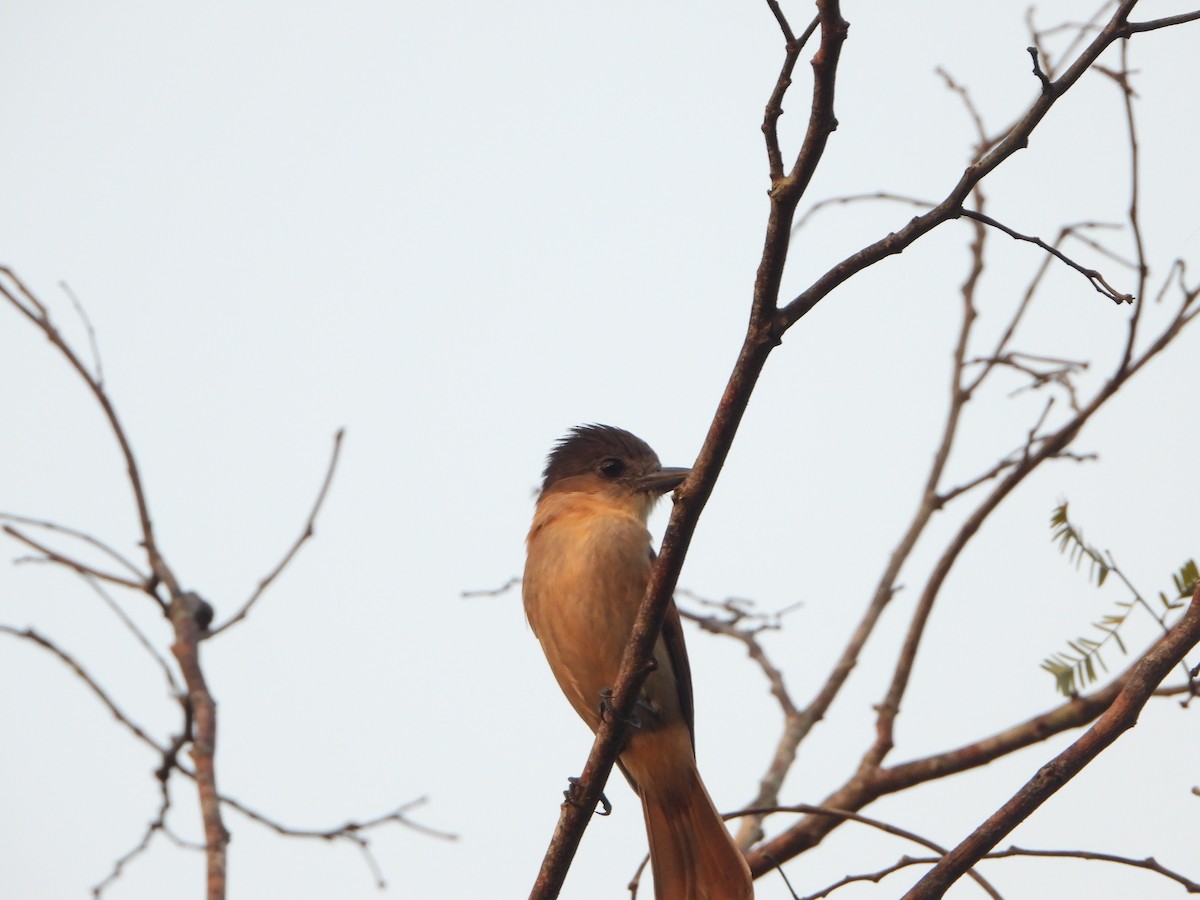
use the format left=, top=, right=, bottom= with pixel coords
left=1042, top=502, right=1195, bottom=695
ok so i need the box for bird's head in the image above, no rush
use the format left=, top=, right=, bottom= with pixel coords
left=538, top=424, right=690, bottom=519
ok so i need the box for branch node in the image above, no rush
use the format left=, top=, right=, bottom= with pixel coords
left=1027, top=46, right=1053, bottom=94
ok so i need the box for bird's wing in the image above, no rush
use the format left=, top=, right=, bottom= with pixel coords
left=649, top=547, right=696, bottom=748
left=660, top=596, right=695, bottom=749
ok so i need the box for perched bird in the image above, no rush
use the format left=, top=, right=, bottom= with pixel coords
left=523, top=425, right=754, bottom=900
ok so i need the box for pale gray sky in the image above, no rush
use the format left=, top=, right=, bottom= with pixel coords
left=2, top=2, right=1198, bottom=898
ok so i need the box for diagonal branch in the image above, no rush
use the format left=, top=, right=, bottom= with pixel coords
left=777, top=0, right=1146, bottom=330
left=206, top=428, right=346, bottom=638
left=900, top=587, right=1200, bottom=898
left=3, top=525, right=148, bottom=592
left=731, top=804, right=1002, bottom=900
left=0, top=512, right=146, bottom=579
left=956, top=207, right=1134, bottom=303
left=762, top=9, right=819, bottom=180
left=0, top=267, right=179, bottom=600
left=743, top=621, right=1197, bottom=875
left=0, top=624, right=165, bottom=752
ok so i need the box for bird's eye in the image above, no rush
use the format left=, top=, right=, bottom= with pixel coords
left=598, top=458, right=625, bottom=479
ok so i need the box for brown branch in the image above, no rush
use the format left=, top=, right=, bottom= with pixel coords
left=935, top=67, right=990, bottom=152
left=3, top=525, right=148, bottom=592
left=1027, top=46, right=1053, bottom=94
left=206, top=428, right=346, bottom=638
left=1026, top=5, right=1110, bottom=81
left=531, top=5, right=1200, bottom=894
left=862, top=253, right=1200, bottom=783
left=732, top=804, right=1002, bottom=900
left=744, top=580, right=1199, bottom=873
left=0, top=624, right=165, bottom=752
left=93, top=782, right=173, bottom=898
left=735, top=208, right=987, bottom=849
left=221, top=794, right=455, bottom=889
left=58, top=280, right=105, bottom=386
left=1120, top=9, right=1200, bottom=34
left=676, top=592, right=799, bottom=717
left=776, top=0, right=1147, bottom=330
left=76, top=571, right=181, bottom=694
left=0, top=267, right=179, bottom=599
left=0, top=512, right=146, bottom=580
left=807, top=844, right=1200, bottom=899
left=168, top=592, right=228, bottom=900
left=675, top=592, right=803, bottom=848
left=900, top=587, right=1200, bottom=898
left=461, top=576, right=521, bottom=598
left=791, top=191, right=934, bottom=232
left=956, top=208, right=1134, bottom=303
left=526, top=11, right=857, bottom=887
left=987, top=845, right=1200, bottom=892
left=1110, top=42, right=1150, bottom=368
left=761, top=8, right=818, bottom=180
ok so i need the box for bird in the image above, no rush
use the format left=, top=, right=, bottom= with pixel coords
left=523, top=424, right=754, bottom=900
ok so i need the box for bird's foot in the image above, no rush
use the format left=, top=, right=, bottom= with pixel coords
left=563, top=777, right=612, bottom=816
left=598, top=687, right=641, bottom=728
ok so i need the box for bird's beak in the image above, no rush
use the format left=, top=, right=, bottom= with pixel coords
left=636, top=466, right=691, bottom=495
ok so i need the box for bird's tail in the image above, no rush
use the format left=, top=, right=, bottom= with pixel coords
left=640, top=766, right=753, bottom=900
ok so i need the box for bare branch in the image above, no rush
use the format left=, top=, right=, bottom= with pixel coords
left=1121, top=9, right=1200, bottom=34
left=77, top=571, right=181, bottom=695
left=0, top=267, right=180, bottom=599
left=461, top=576, right=521, bottom=598
left=935, top=67, right=990, bottom=151
left=207, top=428, right=346, bottom=638
left=792, top=191, right=933, bottom=233
left=58, top=280, right=104, bottom=385
left=901, top=588, right=1200, bottom=898
left=745, top=591, right=1199, bottom=873
left=957, top=207, right=1134, bottom=303
left=1027, top=46, right=1053, bottom=94
left=804, top=844, right=1200, bottom=900
left=3, top=524, right=149, bottom=592
left=1111, top=41, right=1150, bottom=368
left=221, top=795, right=456, bottom=889
left=761, top=8, right=819, bottom=180
left=0, top=512, right=146, bottom=579
left=777, top=0, right=1150, bottom=329
left=93, top=782, right=172, bottom=898
left=168, top=591, right=228, bottom=899
left=0, top=624, right=164, bottom=753
left=675, top=591, right=804, bottom=848
left=732, top=804, right=1002, bottom=900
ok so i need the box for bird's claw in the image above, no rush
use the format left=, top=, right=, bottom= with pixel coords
left=598, top=687, right=641, bottom=728
left=564, top=777, right=612, bottom=816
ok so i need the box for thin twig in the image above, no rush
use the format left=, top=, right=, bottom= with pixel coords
left=0, top=624, right=164, bottom=752
left=93, top=782, right=172, bottom=898
left=207, top=429, right=346, bottom=638
left=729, top=804, right=1001, bottom=900
left=1121, top=9, right=1200, bottom=35
left=461, top=577, right=521, bottom=598
left=804, top=844, right=1200, bottom=899
left=59, top=280, right=105, bottom=386
left=0, top=266, right=179, bottom=599
left=957, top=208, right=1134, bottom=303
left=77, top=572, right=181, bottom=695
left=762, top=11, right=819, bottom=180
left=901, top=589, right=1200, bottom=898
left=0, top=513, right=145, bottom=579
left=221, top=794, right=456, bottom=889
left=3, top=525, right=149, bottom=592
left=1027, top=46, right=1053, bottom=94
left=792, top=191, right=933, bottom=233
left=744, top=616, right=1198, bottom=875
